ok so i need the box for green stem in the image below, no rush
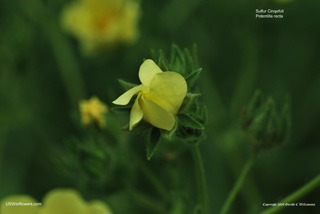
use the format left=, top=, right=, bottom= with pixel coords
left=191, top=144, right=208, bottom=214
left=220, top=153, right=256, bottom=214
left=260, top=174, right=320, bottom=214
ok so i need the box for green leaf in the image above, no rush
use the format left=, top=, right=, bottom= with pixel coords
left=185, top=68, right=202, bottom=87
left=118, top=79, right=137, bottom=91
left=178, top=114, right=204, bottom=130
left=147, top=128, right=161, bottom=160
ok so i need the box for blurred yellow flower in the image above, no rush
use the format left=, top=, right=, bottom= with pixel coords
left=61, top=0, right=140, bottom=53
left=41, top=189, right=112, bottom=214
left=113, top=59, right=187, bottom=131
left=0, top=195, right=40, bottom=214
left=80, top=96, right=108, bottom=129
left=0, top=189, right=112, bottom=214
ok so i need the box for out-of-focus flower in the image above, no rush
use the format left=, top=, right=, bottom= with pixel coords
left=79, top=96, right=108, bottom=129
left=0, top=195, right=40, bottom=214
left=0, top=189, right=113, bottom=214
left=41, top=189, right=112, bottom=214
left=113, top=59, right=187, bottom=131
left=61, top=0, right=140, bottom=53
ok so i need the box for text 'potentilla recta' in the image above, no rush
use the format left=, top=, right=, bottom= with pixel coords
left=256, top=9, right=285, bottom=19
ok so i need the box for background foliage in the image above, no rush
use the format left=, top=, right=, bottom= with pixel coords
left=1, top=0, right=320, bottom=213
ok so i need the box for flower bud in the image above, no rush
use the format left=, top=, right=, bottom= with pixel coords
left=241, top=90, right=291, bottom=149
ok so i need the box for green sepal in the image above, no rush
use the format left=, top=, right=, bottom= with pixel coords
left=121, top=123, right=130, bottom=131
left=158, top=50, right=170, bottom=71
left=147, top=127, right=162, bottom=160
left=178, top=114, right=204, bottom=130
left=118, top=79, right=137, bottom=91
left=242, top=91, right=292, bottom=149
left=171, top=44, right=186, bottom=68
left=179, top=93, right=201, bottom=114
left=175, top=126, right=206, bottom=145
left=161, top=117, right=179, bottom=142
left=184, top=48, right=196, bottom=73
left=185, top=68, right=202, bottom=88
left=201, top=105, right=209, bottom=126
left=131, top=121, right=153, bottom=135
left=170, top=44, right=187, bottom=75
left=242, top=89, right=263, bottom=129
left=278, top=99, right=291, bottom=143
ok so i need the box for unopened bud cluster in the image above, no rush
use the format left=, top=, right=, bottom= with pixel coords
left=241, top=90, right=291, bottom=149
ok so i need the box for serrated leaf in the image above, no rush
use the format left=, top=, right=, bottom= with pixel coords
left=178, top=114, right=204, bottom=130
left=118, top=79, right=137, bottom=91
left=185, top=68, right=202, bottom=87
left=147, top=128, right=161, bottom=160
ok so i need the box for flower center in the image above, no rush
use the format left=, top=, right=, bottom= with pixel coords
left=94, top=13, right=115, bottom=34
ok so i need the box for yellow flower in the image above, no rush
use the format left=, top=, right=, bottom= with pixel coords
left=41, top=189, right=112, bottom=214
left=0, top=195, right=40, bottom=214
left=0, top=189, right=113, bottom=214
left=79, top=96, right=108, bottom=129
left=113, top=59, right=187, bottom=131
left=61, top=0, right=140, bottom=53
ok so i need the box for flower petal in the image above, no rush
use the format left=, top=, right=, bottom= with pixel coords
left=129, top=93, right=143, bottom=130
left=139, top=97, right=175, bottom=131
left=138, top=59, right=162, bottom=87
left=41, top=189, right=86, bottom=214
left=112, top=84, right=145, bottom=105
left=86, top=200, right=113, bottom=214
left=147, top=72, right=187, bottom=114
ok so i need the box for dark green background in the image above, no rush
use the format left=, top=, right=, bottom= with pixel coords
left=1, top=0, right=319, bottom=213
